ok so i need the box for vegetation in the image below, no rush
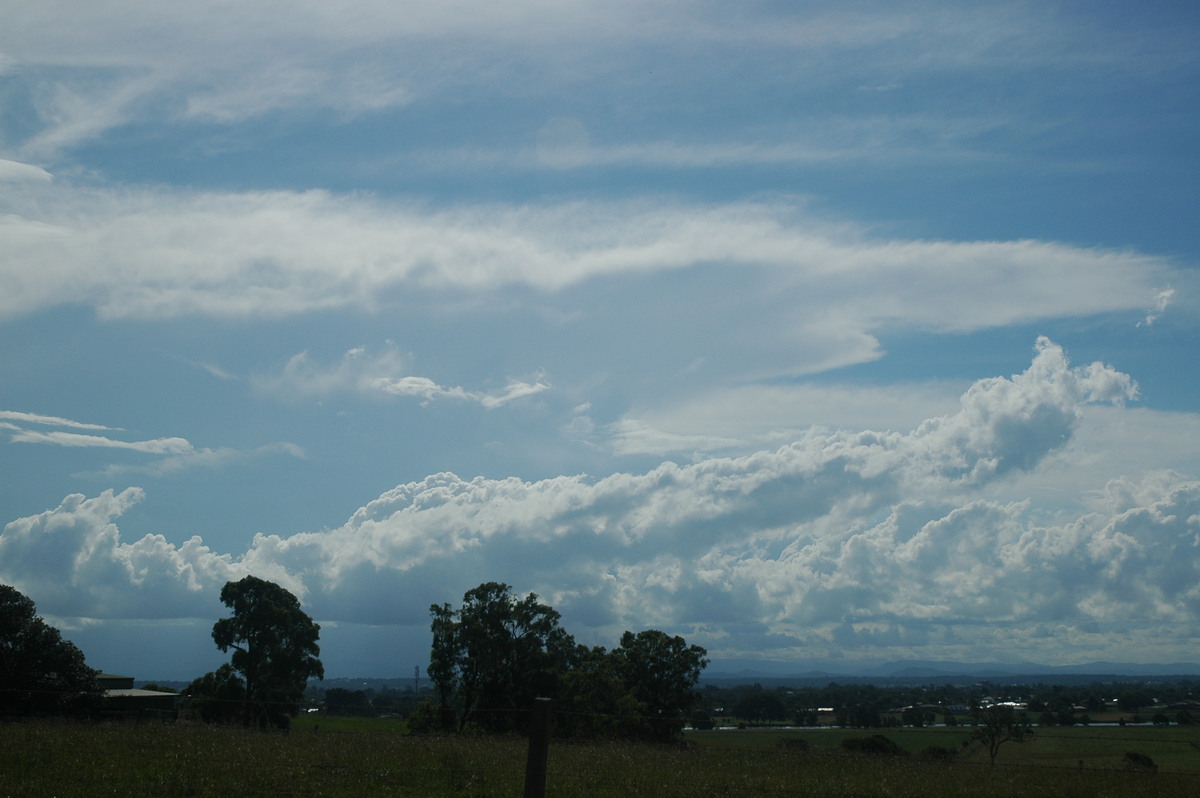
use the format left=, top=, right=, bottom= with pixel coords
left=974, top=703, right=1034, bottom=764
left=426, top=581, right=575, bottom=734
left=421, top=581, right=708, bottom=741
left=0, top=583, right=100, bottom=716
left=186, top=576, right=324, bottom=728
left=7, top=575, right=1200, bottom=795
left=3, top=719, right=1200, bottom=797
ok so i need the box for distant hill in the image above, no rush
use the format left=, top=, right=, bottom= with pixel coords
left=701, top=659, right=1200, bottom=687
left=142, top=660, right=1200, bottom=691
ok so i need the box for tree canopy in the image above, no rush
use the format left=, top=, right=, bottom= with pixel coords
left=207, top=576, right=324, bottom=728
left=422, top=582, right=708, bottom=740
left=0, top=583, right=100, bottom=716
left=428, top=581, right=575, bottom=733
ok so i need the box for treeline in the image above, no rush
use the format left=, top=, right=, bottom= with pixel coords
left=8, top=577, right=1198, bottom=738
left=689, top=680, right=1200, bottom=728
left=2, top=578, right=709, bottom=741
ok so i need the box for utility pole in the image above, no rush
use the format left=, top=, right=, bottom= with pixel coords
left=413, top=665, right=420, bottom=694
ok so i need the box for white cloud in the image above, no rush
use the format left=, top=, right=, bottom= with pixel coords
left=255, top=345, right=548, bottom=409
left=0, top=184, right=1180, bottom=402
left=92, top=442, right=306, bottom=478
left=4, top=1, right=1187, bottom=161
left=0, top=409, right=116, bottom=431
left=8, top=429, right=194, bottom=455
left=0, top=159, right=52, bottom=182
left=0, top=408, right=301, bottom=475
left=1138, top=287, right=1175, bottom=327
left=0, top=489, right=241, bottom=619
left=478, top=380, right=550, bottom=408
left=5, top=339, right=1195, bottom=664
left=371, top=376, right=549, bottom=408
left=611, top=381, right=962, bottom=457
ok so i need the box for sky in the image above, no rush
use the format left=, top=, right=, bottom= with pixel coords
left=2, top=1, right=1200, bottom=681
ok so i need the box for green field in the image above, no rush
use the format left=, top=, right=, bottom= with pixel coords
left=2, top=718, right=1198, bottom=796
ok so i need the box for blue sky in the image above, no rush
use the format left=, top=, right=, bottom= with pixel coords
left=2, top=1, right=1199, bottom=680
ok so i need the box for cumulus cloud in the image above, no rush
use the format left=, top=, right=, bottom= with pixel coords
left=0, top=489, right=240, bottom=619
left=5, top=339, right=1194, bottom=664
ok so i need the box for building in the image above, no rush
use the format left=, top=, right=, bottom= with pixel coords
left=97, top=673, right=179, bottom=718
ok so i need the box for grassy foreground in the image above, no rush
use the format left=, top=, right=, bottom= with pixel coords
left=1, top=718, right=1198, bottom=797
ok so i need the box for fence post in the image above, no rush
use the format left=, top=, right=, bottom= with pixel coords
left=523, top=697, right=552, bottom=798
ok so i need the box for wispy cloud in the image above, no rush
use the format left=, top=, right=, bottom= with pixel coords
left=0, top=184, right=1176, bottom=336
left=9, top=429, right=194, bottom=455
left=258, top=345, right=548, bottom=409
left=1138, top=287, right=1175, bottom=327
left=1, top=408, right=300, bottom=475
left=4, top=2, right=1189, bottom=161
left=1, top=409, right=190, bottom=454
left=92, top=442, right=306, bottom=478
left=0, top=159, right=53, bottom=182
left=0, top=410, right=117, bottom=431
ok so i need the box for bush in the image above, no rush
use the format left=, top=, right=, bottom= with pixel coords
left=840, top=734, right=906, bottom=756
left=920, top=745, right=957, bottom=762
left=1123, top=751, right=1158, bottom=773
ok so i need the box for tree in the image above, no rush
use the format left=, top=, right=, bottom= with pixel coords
left=184, top=663, right=247, bottom=724
left=211, top=576, right=324, bottom=728
left=732, top=684, right=787, bottom=724
left=555, top=644, right=648, bottom=739
left=324, top=687, right=372, bottom=716
left=422, top=582, right=709, bottom=741
left=973, top=704, right=1033, bottom=764
left=611, top=629, right=708, bottom=741
left=0, top=583, right=101, bottom=716
left=427, top=582, right=575, bottom=733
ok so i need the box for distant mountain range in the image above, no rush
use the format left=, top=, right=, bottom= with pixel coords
left=700, top=658, right=1200, bottom=686
left=140, top=659, right=1200, bottom=692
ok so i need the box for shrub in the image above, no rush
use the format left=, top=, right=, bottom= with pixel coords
left=1123, top=751, right=1158, bottom=773
left=840, top=734, right=906, bottom=756
left=920, top=745, right=957, bottom=762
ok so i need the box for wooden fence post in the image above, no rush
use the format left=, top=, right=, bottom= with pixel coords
left=523, top=697, right=552, bottom=798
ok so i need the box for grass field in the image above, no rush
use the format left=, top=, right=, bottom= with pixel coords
left=1, top=717, right=1197, bottom=796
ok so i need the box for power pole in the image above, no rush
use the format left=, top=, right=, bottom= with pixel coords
left=413, top=665, right=420, bottom=694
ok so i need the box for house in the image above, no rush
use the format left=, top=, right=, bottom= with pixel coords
left=98, top=673, right=179, bottom=718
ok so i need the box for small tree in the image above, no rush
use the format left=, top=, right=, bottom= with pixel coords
left=973, top=704, right=1033, bottom=765
left=211, top=576, right=324, bottom=728
left=0, top=583, right=100, bottom=716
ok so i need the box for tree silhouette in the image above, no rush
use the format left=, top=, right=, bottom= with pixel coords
left=611, top=629, right=708, bottom=741
left=211, top=576, right=323, bottom=728
left=0, top=583, right=100, bottom=716
left=974, top=704, right=1033, bottom=764
left=428, top=582, right=574, bottom=733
